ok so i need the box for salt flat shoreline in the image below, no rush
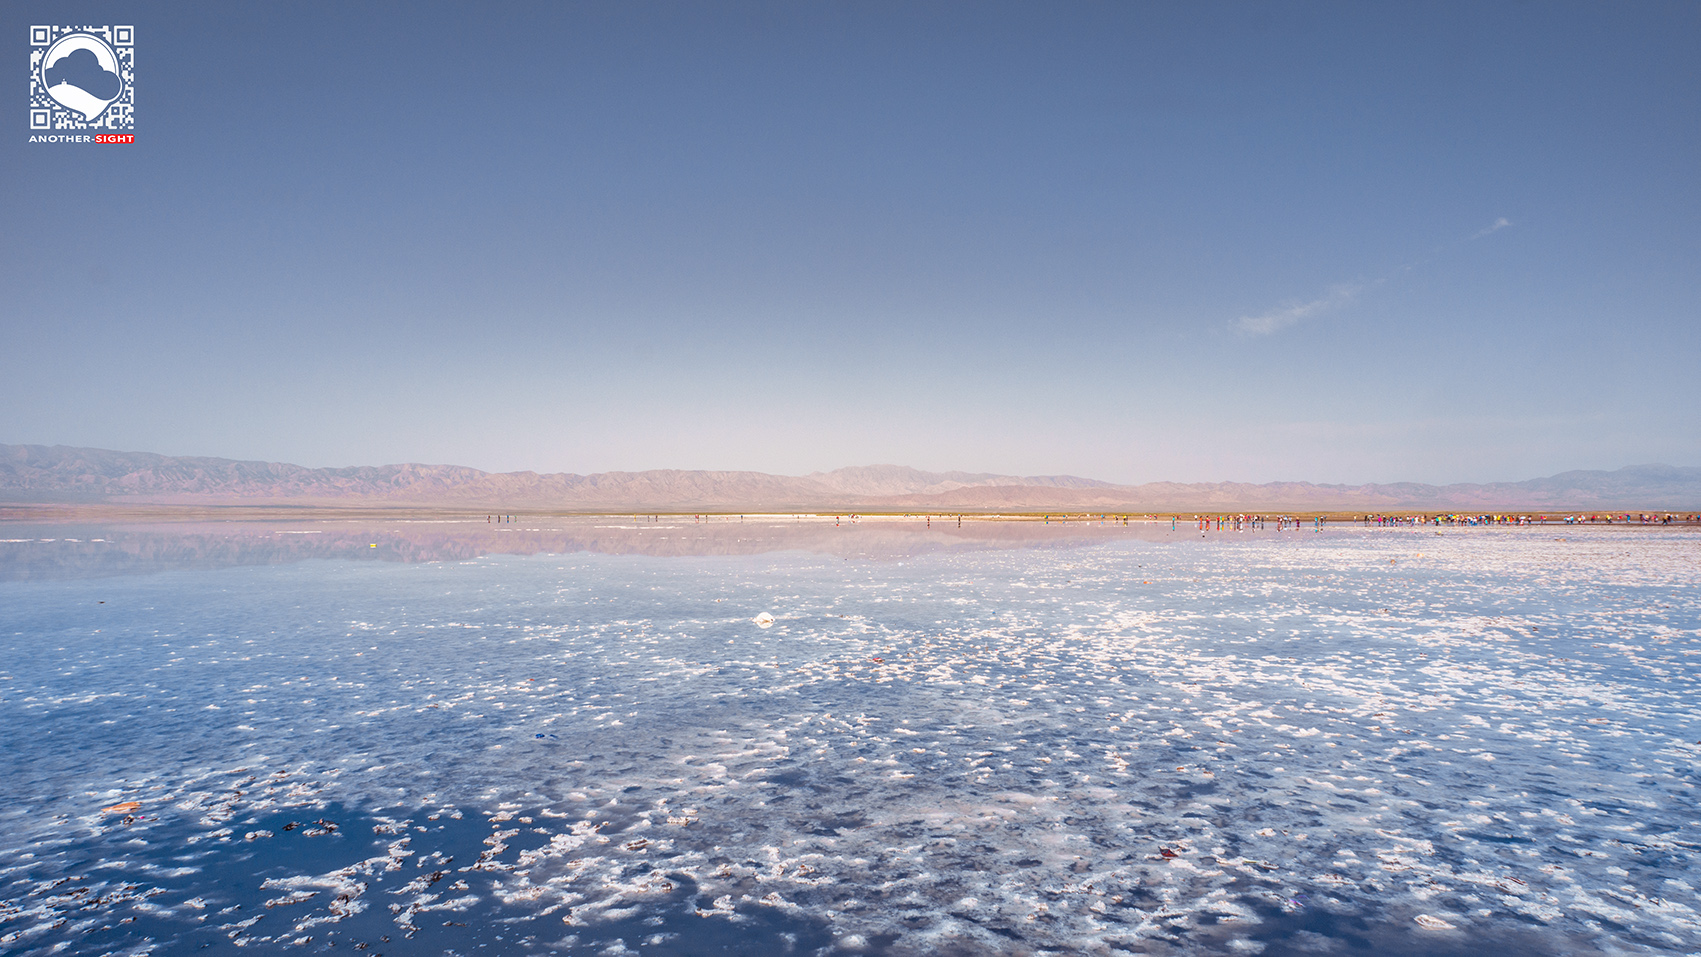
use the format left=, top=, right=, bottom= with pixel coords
left=3, top=503, right=1697, bottom=526
left=8, top=510, right=1694, bottom=582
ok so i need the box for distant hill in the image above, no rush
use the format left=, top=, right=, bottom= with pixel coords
left=1, top=444, right=1697, bottom=511
left=806, top=464, right=1115, bottom=498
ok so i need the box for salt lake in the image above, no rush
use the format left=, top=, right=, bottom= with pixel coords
left=1, top=517, right=1697, bottom=955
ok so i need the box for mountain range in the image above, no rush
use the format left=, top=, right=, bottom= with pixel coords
left=2, top=444, right=1697, bottom=511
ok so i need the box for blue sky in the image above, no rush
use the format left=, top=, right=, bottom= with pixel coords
left=5, top=1, right=1698, bottom=483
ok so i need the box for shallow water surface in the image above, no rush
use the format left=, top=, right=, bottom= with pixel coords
left=2, top=519, right=1698, bottom=955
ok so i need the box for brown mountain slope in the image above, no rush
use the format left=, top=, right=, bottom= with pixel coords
left=1, top=444, right=1697, bottom=510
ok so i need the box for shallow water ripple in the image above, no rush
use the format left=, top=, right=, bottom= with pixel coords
left=1, top=525, right=1698, bottom=955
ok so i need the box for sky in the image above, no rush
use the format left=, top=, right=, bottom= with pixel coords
left=4, top=1, right=1698, bottom=484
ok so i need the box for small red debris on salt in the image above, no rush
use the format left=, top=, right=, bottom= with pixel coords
left=102, top=801, right=141, bottom=815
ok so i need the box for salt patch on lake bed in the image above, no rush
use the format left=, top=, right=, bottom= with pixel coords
left=1, top=526, right=1698, bottom=955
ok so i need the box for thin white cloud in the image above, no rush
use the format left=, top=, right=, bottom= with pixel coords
left=1236, top=217, right=1511, bottom=337
left=1470, top=217, right=1512, bottom=239
left=1236, top=282, right=1360, bottom=337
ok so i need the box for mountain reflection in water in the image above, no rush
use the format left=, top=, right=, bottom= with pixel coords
left=0, top=515, right=1200, bottom=581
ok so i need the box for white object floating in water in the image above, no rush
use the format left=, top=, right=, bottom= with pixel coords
left=754, top=612, right=775, bottom=629
left=1413, top=914, right=1456, bottom=930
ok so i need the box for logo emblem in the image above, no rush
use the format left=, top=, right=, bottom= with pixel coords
left=30, top=25, right=133, bottom=130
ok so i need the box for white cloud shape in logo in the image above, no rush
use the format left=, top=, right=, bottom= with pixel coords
left=42, top=34, right=123, bottom=121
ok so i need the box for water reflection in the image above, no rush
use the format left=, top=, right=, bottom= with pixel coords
left=0, top=514, right=1221, bottom=580
left=2, top=520, right=1697, bottom=955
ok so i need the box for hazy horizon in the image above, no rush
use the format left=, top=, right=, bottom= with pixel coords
left=6, top=2, right=1698, bottom=484
left=2, top=440, right=1696, bottom=488
left=0, top=438, right=1694, bottom=489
